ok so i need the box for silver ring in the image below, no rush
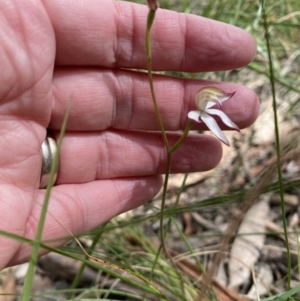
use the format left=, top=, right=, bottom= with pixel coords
left=40, top=137, right=58, bottom=189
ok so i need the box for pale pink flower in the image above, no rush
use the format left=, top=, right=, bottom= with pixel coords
left=188, top=87, right=239, bottom=146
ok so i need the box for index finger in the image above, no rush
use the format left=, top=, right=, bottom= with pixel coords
left=43, top=0, right=256, bottom=71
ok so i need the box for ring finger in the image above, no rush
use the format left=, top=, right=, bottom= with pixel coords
left=53, top=129, right=223, bottom=184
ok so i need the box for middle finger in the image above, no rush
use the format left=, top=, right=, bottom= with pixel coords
left=50, top=68, right=259, bottom=132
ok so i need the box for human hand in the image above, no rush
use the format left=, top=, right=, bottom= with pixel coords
left=0, top=0, right=259, bottom=269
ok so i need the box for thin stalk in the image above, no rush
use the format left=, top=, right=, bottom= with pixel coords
left=146, top=8, right=195, bottom=297
left=67, top=222, right=108, bottom=299
left=170, top=121, right=194, bottom=153
left=148, top=153, right=172, bottom=289
left=297, top=228, right=300, bottom=279
left=248, top=62, right=300, bottom=94
left=149, top=152, right=171, bottom=283
left=145, top=8, right=170, bottom=281
left=166, top=173, right=189, bottom=234
left=161, top=121, right=195, bottom=243
left=151, top=120, right=195, bottom=275
left=159, top=153, right=172, bottom=251
left=146, top=9, right=169, bottom=150
left=21, top=107, right=70, bottom=301
left=262, top=0, right=291, bottom=290
left=173, top=218, right=205, bottom=273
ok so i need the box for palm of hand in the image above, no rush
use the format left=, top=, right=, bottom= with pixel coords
left=0, top=0, right=259, bottom=268
left=0, top=2, right=55, bottom=267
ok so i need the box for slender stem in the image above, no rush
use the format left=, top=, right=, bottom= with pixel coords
left=170, top=121, right=194, bottom=153
left=262, top=0, right=291, bottom=291
left=159, top=152, right=172, bottom=251
left=67, top=223, right=108, bottom=299
left=146, top=9, right=169, bottom=150
left=149, top=152, right=171, bottom=282
left=146, top=8, right=194, bottom=292
left=158, top=121, right=194, bottom=253
left=146, top=9, right=172, bottom=284
left=146, top=9, right=169, bottom=284
left=167, top=173, right=189, bottom=230
left=159, top=121, right=194, bottom=248
left=21, top=108, right=70, bottom=301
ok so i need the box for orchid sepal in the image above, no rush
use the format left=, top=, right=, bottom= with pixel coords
left=206, top=109, right=240, bottom=132
left=188, top=110, right=202, bottom=123
left=201, top=112, right=230, bottom=146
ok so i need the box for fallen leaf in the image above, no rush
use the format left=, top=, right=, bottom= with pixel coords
left=228, top=200, right=269, bottom=289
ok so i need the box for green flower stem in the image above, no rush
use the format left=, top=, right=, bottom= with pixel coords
left=170, top=121, right=194, bottom=153
left=160, top=121, right=194, bottom=247
left=146, top=8, right=194, bottom=287
left=146, top=9, right=169, bottom=150
left=21, top=107, right=70, bottom=301
left=262, top=0, right=291, bottom=291
left=67, top=223, right=108, bottom=300
left=159, top=152, right=171, bottom=252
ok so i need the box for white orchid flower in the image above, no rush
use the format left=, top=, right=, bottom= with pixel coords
left=188, top=87, right=240, bottom=146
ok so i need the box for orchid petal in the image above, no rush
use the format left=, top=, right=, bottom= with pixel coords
left=206, top=109, right=240, bottom=131
left=206, top=92, right=236, bottom=109
left=188, top=110, right=201, bottom=123
left=218, top=92, right=236, bottom=103
left=206, top=101, right=221, bottom=109
left=201, top=112, right=230, bottom=146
